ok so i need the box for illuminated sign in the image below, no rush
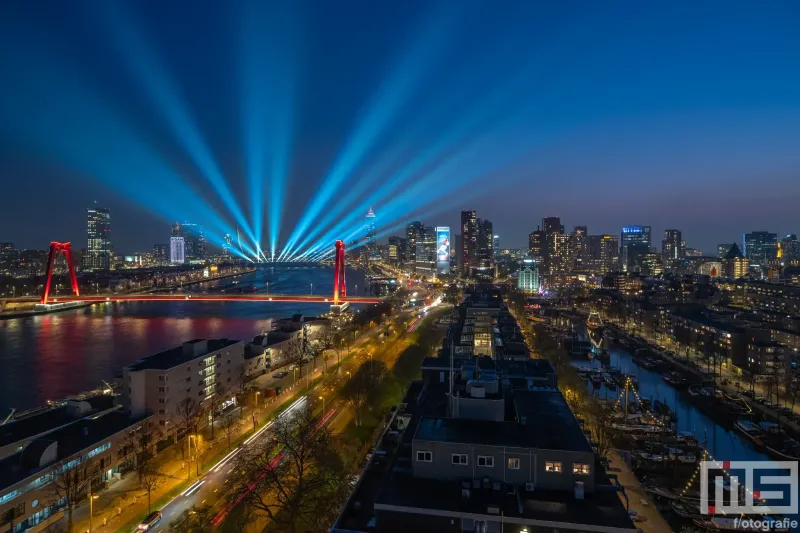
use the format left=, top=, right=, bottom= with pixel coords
left=622, top=227, right=643, bottom=234
left=435, top=226, right=450, bottom=275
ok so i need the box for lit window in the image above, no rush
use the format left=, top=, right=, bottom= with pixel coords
left=477, top=455, right=494, bottom=467
left=545, top=461, right=562, bottom=473
left=416, top=451, right=432, bottom=462
left=573, top=463, right=590, bottom=475
left=452, top=454, right=468, bottom=465
left=508, top=458, right=520, bottom=470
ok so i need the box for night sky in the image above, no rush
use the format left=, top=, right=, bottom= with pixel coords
left=1, top=0, right=799, bottom=255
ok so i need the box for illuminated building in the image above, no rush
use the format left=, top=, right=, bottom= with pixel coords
left=153, top=244, right=168, bottom=265
left=541, top=216, right=563, bottom=275
left=684, top=248, right=704, bottom=257
left=550, top=233, right=571, bottom=274
left=569, top=226, right=588, bottom=271
left=542, top=216, right=563, bottom=234
left=460, top=210, right=478, bottom=274
left=640, top=252, right=663, bottom=276
left=620, top=225, right=651, bottom=272
left=492, top=234, right=499, bottom=252
left=724, top=242, right=748, bottom=278
left=388, top=236, right=405, bottom=266
left=179, top=223, right=207, bottom=262
left=406, top=221, right=423, bottom=271
left=435, top=227, right=451, bottom=275
left=781, top=234, right=800, bottom=262
left=222, top=233, right=232, bottom=258
left=477, top=218, right=493, bottom=268
left=587, top=235, right=619, bottom=275
left=365, top=207, right=377, bottom=263
left=84, top=206, right=112, bottom=271
left=743, top=231, right=777, bottom=266
left=518, top=259, right=540, bottom=293
left=528, top=229, right=545, bottom=265
left=661, top=229, right=684, bottom=263
left=697, top=261, right=723, bottom=277
left=170, top=236, right=185, bottom=265
left=717, top=243, right=735, bottom=258
left=414, top=225, right=436, bottom=279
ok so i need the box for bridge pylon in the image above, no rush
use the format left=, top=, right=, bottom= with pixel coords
left=41, top=242, right=80, bottom=304
left=333, top=240, right=346, bottom=305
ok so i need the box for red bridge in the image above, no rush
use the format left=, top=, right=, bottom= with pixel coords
left=40, top=239, right=379, bottom=305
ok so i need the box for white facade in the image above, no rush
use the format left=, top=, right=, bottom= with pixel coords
left=122, top=340, right=245, bottom=435
left=170, top=236, right=185, bottom=265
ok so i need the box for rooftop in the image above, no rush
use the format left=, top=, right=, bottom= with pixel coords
left=127, top=338, right=241, bottom=371
left=0, top=410, right=144, bottom=490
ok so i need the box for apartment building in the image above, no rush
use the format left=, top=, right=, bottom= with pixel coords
left=121, top=339, right=244, bottom=436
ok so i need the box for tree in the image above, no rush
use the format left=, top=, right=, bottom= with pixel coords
left=121, top=421, right=156, bottom=484
left=207, top=384, right=228, bottom=440
left=284, top=338, right=307, bottom=378
left=50, top=458, right=99, bottom=533
left=219, top=411, right=239, bottom=451
left=341, top=360, right=387, bottom=426
left=175, top=397, right=203, bottom=477
left=169, top=505, right=213, bottom=533
left=139, top=466, right=162, bottom=513
left=225, top=407, right=349, bottom=533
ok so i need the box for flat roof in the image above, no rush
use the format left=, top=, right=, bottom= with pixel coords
left=0, top=395, right=115, bottom=448
left=415, top=390, right=591, bottom=453
left=0, top=411, right=144, bottom=490
left=375, top=472, right=635, bottom=531
left=127, top=338, right=240, bottom=371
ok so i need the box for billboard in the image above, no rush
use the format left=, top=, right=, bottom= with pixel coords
left=435, top=226, right=450, bottom=275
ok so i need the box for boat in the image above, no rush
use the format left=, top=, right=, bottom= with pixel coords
left=666, top=447, right=697, bottom=463
left=765, top=437, right=800, bottom=461
left=590, top=374, right=603, bottom=385
left=634, top=451, right=666, bottom=463
left=603, top=374, right=617, bottom=389
left=611, top=423, right=672, bottom=435
left=670, top=501, right=702, bottom=519
left=663, top=371, right=688, bottom=389
left=734, top=419, right=765, bottom=447
left=676, top=431, right=699, bottom=448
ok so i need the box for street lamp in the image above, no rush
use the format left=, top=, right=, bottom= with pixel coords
left=255, top=391, right=261, bottom=408
left=319, top=395, right=325, bottom=414
left=89, top=493, right=99, bottom=532
left=310, top=282, right=314, bottom=295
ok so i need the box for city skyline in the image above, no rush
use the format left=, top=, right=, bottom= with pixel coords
left=1, top=2, right=799, bottom=257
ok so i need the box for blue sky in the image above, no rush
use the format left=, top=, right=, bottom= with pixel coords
left=0, top=0, right=798, bottom=255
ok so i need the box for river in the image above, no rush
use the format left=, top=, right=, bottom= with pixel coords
left=0, top=265, right=368, bottom=412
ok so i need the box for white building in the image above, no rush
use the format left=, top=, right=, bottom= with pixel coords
left=170, top=236, right=185, bottom=265
left=121, top=339, right=245, bottom=436
left=518, top=260, right=540, bottom=293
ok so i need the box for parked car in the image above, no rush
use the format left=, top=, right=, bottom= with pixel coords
left=272, top=371, right=288, bottom=379
left=138, top=511, right=162, bottom=531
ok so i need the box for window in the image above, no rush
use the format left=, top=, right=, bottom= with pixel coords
left=87, top=443, right=111, bottom=458
left=573, top=463, right=590, bottom=475
left=507, top=458, right=520, bottom=470
left=158, top=387, right=165, bottom=392
left=158, top=375, right=164, bottom=382
left=452, top=454, right=468, bottom=465
left=545, top=461, right=562, bottom=473
left=477, top=456, right=494, bottom=467
left=416, top=451, right=432, bottom=462
left=0, top=490, right=19, bottom=505
left=158, top=409, right=166, bottom=415
left=158, top=398, right=165, bottom=404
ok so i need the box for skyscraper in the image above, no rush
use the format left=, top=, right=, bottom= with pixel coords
left=717, top=243, right=735, bottom=258
left=414, top=225, right=436, bottom=279
left=153, top=244, right=168, bottom=265
left=477, top=218, right=493, bottom=267
left=781, top=234, right=800, bottom=262
left=620, top=225, right=651, bottom=272
left=518, top=260, right=540, bottom=293
left=170, top=236, right=185, bottom=265
left=460, top=210, right=478, bottom=274
left=492, top=235, right=499, bottom=253
left=569, top=226, right=588, bottom=271
left=528, top=229, right=545, bottom=265
left=724, top=242, right=748, bottom=278
left=180, top=223, right=207, bottom=262
left=541, top=216, right=563, bottom=275
left=365, top=207, right=377, bottom=263
left=85, top=206, right=112, bottom=270
left=406, top=221, right=423, bottom=271
left=661, top=229, right=684, bottom=266
left=743, top=231, right=778, bottom=266
left=588, top=235, right=619, bottom=275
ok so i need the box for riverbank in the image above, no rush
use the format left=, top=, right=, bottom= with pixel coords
left=0, top=300, right=95, bottom=319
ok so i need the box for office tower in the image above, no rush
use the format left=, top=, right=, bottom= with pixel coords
left=365, top=207, right=377, bottom=263
left=518, top=260, right=540, bottom=293
left=477, top=218, right=493, bottom=267
left=84, top=206, right=112, bottom=270
left=528, top=229, right=545, bottom=264
left=492, top=235, right=499, bottom=253
left=221, top=234, right=232, bottom=258
left=460, top=210, right=478, bottom=274
left=388, top=236, right=406, bottom=266
left=178, top=223, right=207, bottom=262
left=414, top=225, right=436, bottom=278
left=620, top=225, right=651, bottom=272
left=780, top=234, right=799, bottom=262
left=717, top=243, right=734, bottom=258
left=661, top=229, right=683, bottom=261
left=587, top=235, right=619, bottom=275
left=743, top=231, right=778, bottom=266
left=724, top=242, right=749, bottom=278
left=537, top=216, right=564, bottom=274
left=569, top=226, right=588, bottom=271
left=406, top=221, right=424, bottom=270
left=153, top=244, right=168, bottom=265
left=454, top=233, right=463, bottom=271
left=170, top=236, right=185, bottom=265
left=435, top=227, right=451, bottom=275
left=541, top=216, right=563, bottom=234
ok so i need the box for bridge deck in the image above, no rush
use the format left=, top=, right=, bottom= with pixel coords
left=47, top=295, right=380, bottom=304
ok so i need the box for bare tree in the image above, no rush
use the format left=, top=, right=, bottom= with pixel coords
left=139, top=466, right=162, bottom=513
left=219, top=411, right=239, bottom=451
left=225, top=407, right=349, bottom=533
left=121, top=421, right=156, bottom=483
left=207, top=384, right=228, bottom=440
left=341, top=360, right=387, bottom=426
left=284, top=338, right=307, bottom=378
left=175, top=398, right=203, bottom=478
left=50, top=458, right=99, bottom=533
